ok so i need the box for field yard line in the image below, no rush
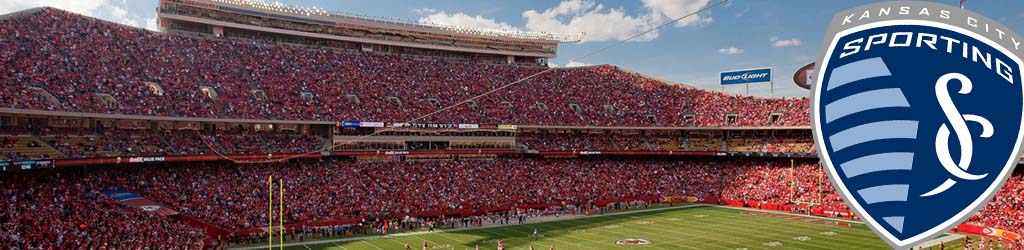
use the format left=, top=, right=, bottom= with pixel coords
left=544, top=218, right=702, bottom=250
left=693, top=208, right=882, bottom=249
left=230, top=205, right=702, bottom=250
left=561, top=207, right=864, bottom=250
left=634, top=217, right=778, bottom=250
left=488, top=224, right=596, bottom=249
left=387, top=237, right=415, bottom=248
left=700, top=208, right=883, bottom=249
left=703, top=207, right=880, bottom=239
left=690, top=208, right=970, bottom=250
left=708, top=205, right=914, bottom=245
left=302, top=244, right=313, bottom=250
left=329, top=241, right=349, bottom=250
left=563, top=210, right=835, bottom=250
left=703, top=212, right=877, bottom=244
left=714, top=206, right=970, bottom=249
left=410, top=233, right=457, bottom=249
left=491, top=221, right=598, bottom=244
left=423, top=231, right=467, bottom=245
left=606, top=212, right=774, bottom=248
left=712, top=205, right=863, bottom=224
left=361, top=240, right=385, bottom=250
left=485, top=225, right=589, bottom=248
left=572, top=207, right=877, bottom=249
left=541, top=215, right=708, bottom=249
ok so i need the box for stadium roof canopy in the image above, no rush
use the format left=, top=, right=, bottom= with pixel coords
left=205, top=0, right=585, bottom=43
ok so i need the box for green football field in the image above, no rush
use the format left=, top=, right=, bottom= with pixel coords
left=247, top=205, right=973, bottom=250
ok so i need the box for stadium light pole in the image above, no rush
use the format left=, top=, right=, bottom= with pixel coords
left=268, top=175, right=273, bottom=250
left=280, top=179, right=284, bottom=250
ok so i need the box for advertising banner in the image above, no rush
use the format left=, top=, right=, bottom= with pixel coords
left=497, top=124, right=518, bottom=130
left=341, top=121, right=360, bottom=128
left=720, top=68, right=772, bottom=85
left=102, top=189, right=179, bottom=216
left=359, top=121, right=385, bottom=128
left=0, top=160, right=54, bottom=171
left=957, top=224, right=1023, bottom=241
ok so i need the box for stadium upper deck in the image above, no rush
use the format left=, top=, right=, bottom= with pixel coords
left=157, top=0, right=583, bottom=65
left=0, top=8, right=809, bottom=128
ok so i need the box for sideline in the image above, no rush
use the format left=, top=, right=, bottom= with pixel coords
left=915, top=234, right=966, bottom=249
left=709, top=205, right=864, bottom=224
left=230, top=204, right=704, bottom=250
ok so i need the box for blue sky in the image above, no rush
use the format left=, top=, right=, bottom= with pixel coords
left=1, top=0, right=1022, bottom=97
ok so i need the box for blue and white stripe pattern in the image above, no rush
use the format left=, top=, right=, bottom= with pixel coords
left=821, top=57, right=915, bottom=233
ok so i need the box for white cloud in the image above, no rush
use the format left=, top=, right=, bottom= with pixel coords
left=418, top=9, right=519, bottom=32
left=770, top=36, right=802, bottom=47
left=717, top=46, right=744, bottom=55
left=412, top=8, right=437, bottom=15
left=145, top=16, right=159, bottom=31
left=108, top=4, right=137, bottom=27
left=548, top=60, right=592, bottom=68
left=0, top=0, right=157, bottom=31
left=0, top=0, right=104, bottom=16
left=565, top=60, right=592, bottom=67
left=416, top=0, right=712, bottom=43
left=734, top=5, right=751, bottom=18
left=641, top=0, right=713, bottom=28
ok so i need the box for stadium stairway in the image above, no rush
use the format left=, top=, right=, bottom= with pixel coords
left=174, top=213, right=231, bottom=244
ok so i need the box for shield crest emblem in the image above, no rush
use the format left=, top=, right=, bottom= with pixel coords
left=811, top=2, right=1024, bottom=248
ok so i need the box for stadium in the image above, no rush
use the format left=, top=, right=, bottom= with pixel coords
left=0, top=0, right=1020, bottom=249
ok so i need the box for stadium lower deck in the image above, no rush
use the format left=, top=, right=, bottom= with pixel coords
left=2, top=157, right=1022, bottom=249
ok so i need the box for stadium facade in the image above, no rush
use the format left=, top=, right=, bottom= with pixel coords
left=157, top=0, right=582, bottom=65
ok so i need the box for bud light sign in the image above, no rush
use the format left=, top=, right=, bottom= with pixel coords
left=721, top=68, right=772, bottom=85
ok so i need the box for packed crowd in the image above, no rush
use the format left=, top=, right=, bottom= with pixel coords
left=108, top=158, right=686, bottom=231
left=970, top=173, right=1024, bottom=248
left=6, top=157, right=846, bottom=233
left=0, top=9, right=809, bottom=127
left=2, top=156, right=1023, bottom=247
left=719, top=161, right=846, bottom=211
left=0, top=171, right=206, bottom=249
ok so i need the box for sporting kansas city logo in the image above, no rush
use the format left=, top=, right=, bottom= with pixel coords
left=812, top=1, right=1024, bottom=248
